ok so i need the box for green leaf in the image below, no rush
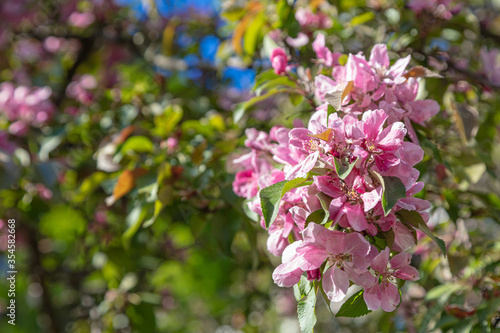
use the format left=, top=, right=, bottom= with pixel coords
left=143, top=186, right=172, bottom=228
left=253, top=70, right=281, bottom=89
left=260, top=177, right=309, bottom=229
left=294, top=275, right=313, bottom=301
left=297, top=281, right=317, bottom=333
left=244, top=13, right=266, bottom=55
left=371, top=171, right=406, bottom=216
left=382, top=176, right=406, bottom=215
left=334, top=157, right=358, bottom=180
left=74, top=171, right=108, bottom=203
left=126, top=303, right=157, bottom=333
left=123, top=204, right=148, bottom=249
left=370, top=234, right=388, bottom=251
left=336, top=290, right=372, bottom=318
left=350, top=12, right=375, bottom=26
left=306, top=209, right=329, bottom=225
left=283, top=177, right=310, bottom=194
left=420, top=137, right=444, bottom=164
left=39, top=131, right=65, bottom=162
left=120, top=136, right=154, bottom=154
left=255, top=76, right=295, bottom=96
left=233, top=89, right=289, bottom=123
left=40, top=206, right=87, bottom=242
left=382, top=228, right=396, bottom=249
left=153, top=105, right=183, bottom=138
left=397, top=209, right=447, bottom=256
left=290, top=93, right=304, bottom=106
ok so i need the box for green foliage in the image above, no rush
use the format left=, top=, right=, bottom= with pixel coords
left=371, top=171, right=407, bottom=216
left=305, top=208, right=329, bottom=225
left=260, top=177, right=309, bottom=229
left=336, top=290, right=372, bottom=318
left=39, top=205, right=87, bottom=242
left=334, top=157, right=358, bottom=180
left=397, top=209, right=447, bottom=256
left=296, top=277, right=317, bottom=333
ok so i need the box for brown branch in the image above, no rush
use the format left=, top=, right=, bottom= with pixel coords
left=444, top=57, right=500, bottom=91
left=25, top=222, right=61, bottom=333
left=54, top=35, right=96, bottom=107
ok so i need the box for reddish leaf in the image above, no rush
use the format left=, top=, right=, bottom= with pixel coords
left=106, top=168, right=148, bottom=206
left=113, top=126, right=136, bottom=145
left=404, top=66, right=443, bottom=79
left=445, top=305, right=476, bottom=319
left=309, top=128, right=333, bottom=141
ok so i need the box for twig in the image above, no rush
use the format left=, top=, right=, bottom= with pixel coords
left=25, top=222, right=61, bottom=333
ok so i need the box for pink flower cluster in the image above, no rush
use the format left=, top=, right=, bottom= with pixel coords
left=295, top=8, right=332, bottom=30
left=0, top=82, right=56, bottom=136
left=67, top=74, right=97, bottom=105
left=233, top=43, right=442, bottom=312
left=313, top=40, right=440, bottom=143
left=407, top=0, right=461, bottom=20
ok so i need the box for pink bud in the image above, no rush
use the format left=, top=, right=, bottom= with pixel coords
left=306, top=268, right=322, bottom=281
left=270, top=48, right=288, bottom=75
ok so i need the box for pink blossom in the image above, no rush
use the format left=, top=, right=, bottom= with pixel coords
left=15, top=39, right=44, bottom=63
left=232, top=42, right=440, bottom=315
left=286, top=33, right=309, bottom=48
left=35, top=183, right=53, bottom=201
left=312, top=34, right=341, bottom=67
left=480, top=47, right=500, bottom=86
left=166, top=137, right=179, bottom=153
left=267, top=206, right=307, bottom=256
left=43, top=36, right=66, bottom=53
left=408, top=0, right=459, bottom=20
left=273, top=223, right=376, bottom=301
left=0, top=82, right=55, bottom=134
left=364, top=248, right=419, bottom=312
left=67, top=74, right=97, bottom=105
left=9, top=121, right=29, bottom=136
left=68, top=12, right=95, bottom=28
left=0, top=131, right=16, bottom=154
left=295, top=8, right=332, bottom=30
left=271, top=48, right=288, bottom=75
left=392, top=222, right=416, bottom=252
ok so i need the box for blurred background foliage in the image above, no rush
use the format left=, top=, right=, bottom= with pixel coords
left=0, top=0, right=499, bottom=332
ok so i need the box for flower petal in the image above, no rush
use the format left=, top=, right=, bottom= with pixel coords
left=380, top=282, right=400, bottom=312
left=363, top=284, right=381, bottom=311
left=371, top=247, right=390, bottom=273
left=322, top=266, right=350, bottom=302
left=394, top=265, right=420, bottom=281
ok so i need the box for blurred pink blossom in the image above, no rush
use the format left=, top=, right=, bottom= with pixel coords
left=68, top=12, right=96, bottom=28
left=0, top=131, right=16, bottom=153
left=480, top=47, right=500, bottom=86
left=295, top=7, right=332, bottom=30
left=408, top=0, right=461, bottom=20
left=67, top=74, right=97, bottom=105
left=0, top=82, right=56, bottom=135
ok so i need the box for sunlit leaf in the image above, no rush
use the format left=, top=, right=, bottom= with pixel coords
left=336, top=290, right=372, bottom=318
